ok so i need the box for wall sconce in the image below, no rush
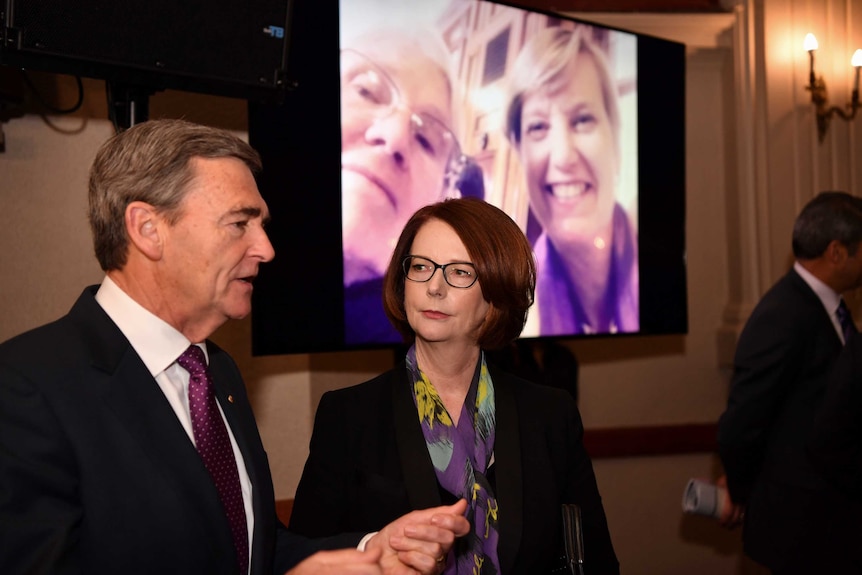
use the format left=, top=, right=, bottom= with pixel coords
left=804, top=33, right=862, bottom=142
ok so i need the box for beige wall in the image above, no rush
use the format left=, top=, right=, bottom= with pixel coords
left=2, top=1, right=860, bottom=573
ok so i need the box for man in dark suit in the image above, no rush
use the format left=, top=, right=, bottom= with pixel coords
left=0, top=119, right=467, bottom=575
left=717, top=191, right=862, bottom=574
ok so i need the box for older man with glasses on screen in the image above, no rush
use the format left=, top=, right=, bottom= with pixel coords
left=339, top=29, right=468, bottom=346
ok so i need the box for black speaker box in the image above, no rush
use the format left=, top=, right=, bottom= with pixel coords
left=1, top=0, right=291, bottom=101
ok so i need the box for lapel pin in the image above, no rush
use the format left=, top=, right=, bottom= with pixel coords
left=228, top=395, right=234, bottom=403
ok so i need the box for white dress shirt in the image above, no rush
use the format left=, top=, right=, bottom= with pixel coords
left=794, top=261, right=847, bottom=344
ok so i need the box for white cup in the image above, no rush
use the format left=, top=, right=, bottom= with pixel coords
left=681, top=478, right=728, bottom=520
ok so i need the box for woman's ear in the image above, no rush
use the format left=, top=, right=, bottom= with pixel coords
left=125, top=201, right=163, bottom=261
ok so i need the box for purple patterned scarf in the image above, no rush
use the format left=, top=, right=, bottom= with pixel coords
left=406, top=346, right=499, bottom=574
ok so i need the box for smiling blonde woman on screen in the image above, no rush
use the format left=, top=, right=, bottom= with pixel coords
left=506, top=26, right=639, bottom=337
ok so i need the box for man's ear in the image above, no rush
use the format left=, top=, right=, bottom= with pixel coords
left=125, top=201, right=163, bottom=261
left=826, top=239, right=849, bottom=265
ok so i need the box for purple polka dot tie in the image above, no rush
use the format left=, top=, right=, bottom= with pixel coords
left=178, top=345, right=249, bottom=574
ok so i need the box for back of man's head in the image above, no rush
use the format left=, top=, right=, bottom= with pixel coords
left=792, top=191, right=862, bottom=260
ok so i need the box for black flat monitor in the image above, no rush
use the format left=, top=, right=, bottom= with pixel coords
left=249, top=0, right=687, bottom=355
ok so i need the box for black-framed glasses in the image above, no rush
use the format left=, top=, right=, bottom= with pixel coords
left=403, top=255, right=478, bottom=289
left=340, top=49, right=462, bottom=184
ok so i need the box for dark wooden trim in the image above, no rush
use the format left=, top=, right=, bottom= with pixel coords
left=583, top=422, right=718, bottom=459
left=274, top=422, right=718, bottom=522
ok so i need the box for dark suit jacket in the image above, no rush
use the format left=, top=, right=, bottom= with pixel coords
left=806, top=332, right=862, bottom=571
left=717, top=269, right=846, bottom=572
left=0, top=286, right=354, bottom=575
left=289, top=362, right=619, bottom=575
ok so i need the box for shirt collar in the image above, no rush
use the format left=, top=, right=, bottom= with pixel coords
left=794, top=261, right=842, bottom=315
left=94, top=275, right=206, bottom=376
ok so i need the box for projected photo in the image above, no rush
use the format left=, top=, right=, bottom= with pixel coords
left=339, top=0, right=639, bottom=343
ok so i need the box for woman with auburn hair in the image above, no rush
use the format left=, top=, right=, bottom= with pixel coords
left=290, top=198, right=619, bottom=574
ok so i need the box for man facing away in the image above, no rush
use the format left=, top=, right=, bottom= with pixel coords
left=0, top=119, right=468, bottom=575
left=717, top=191, right=862, bottom=574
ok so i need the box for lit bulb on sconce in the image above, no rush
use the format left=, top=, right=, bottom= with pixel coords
left=852, top=49, right=862, bottom=96
left=803, top=33, right=862, bottom=142
left=804, top=33, right=818, bottom=87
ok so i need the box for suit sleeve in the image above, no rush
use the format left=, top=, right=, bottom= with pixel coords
left=560, top=396, right=620, bottom=575
left=289, top=390, right=352, bottom=537
left=716, top=299, right=807, bottom=504
left=273, top=523, right=363, bottom=574
left=0, top=363, right=82, bottom=575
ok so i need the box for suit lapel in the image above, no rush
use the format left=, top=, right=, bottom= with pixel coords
left=208, top=346, right=275, bottom=575
left=70, top=289, right=238, bottom=563
left=788, top=268, right=844, bottom=348
left=207, top=347, right=260, bottom=486
left=490, top=366, right=523, bottom=575
left=104, top=352, right=231, bottom=530
left=391, top=366, right=443, bottom=510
